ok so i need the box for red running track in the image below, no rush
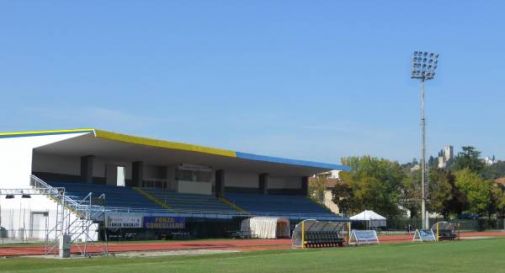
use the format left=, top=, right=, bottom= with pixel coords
left=0, top=231, right=503, bottom=257
left=0, top=239, right=293, bottom=257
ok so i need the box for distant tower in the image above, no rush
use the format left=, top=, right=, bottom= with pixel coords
left=437, top=156, right=446, bottom=169
left=443, top=145, right=454, bottom=161
left=437, top=145, right=454, bottom=169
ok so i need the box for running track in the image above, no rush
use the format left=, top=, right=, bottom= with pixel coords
left=0, top=231, right=503, bottom=257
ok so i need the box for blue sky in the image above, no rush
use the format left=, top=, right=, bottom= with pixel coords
left=1, top=1, right=504, bottom=164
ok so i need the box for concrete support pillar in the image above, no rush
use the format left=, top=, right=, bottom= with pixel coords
left=259, top=173, right=269, bottom=195
left=215, top=170, right=225, bottom=198
left=132, top=161, right=144, bottom=187
left=301, top=176, right=309, bottom=196
left=80, top=155, right=95, bottom=184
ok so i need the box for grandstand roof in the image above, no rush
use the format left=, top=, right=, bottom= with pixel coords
left=0, top=128, right=350, bottom=176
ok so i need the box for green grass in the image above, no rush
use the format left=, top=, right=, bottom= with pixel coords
left=1, top=239, right=505, bottom=273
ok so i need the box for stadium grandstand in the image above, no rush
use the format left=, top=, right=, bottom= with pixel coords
left=0, top=128, right=349, bottom=242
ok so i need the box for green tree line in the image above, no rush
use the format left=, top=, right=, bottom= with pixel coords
left=332, top=146, right=505, bottom=220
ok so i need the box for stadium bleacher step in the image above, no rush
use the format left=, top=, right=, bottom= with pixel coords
left=133, top=187, right=172, bottom=210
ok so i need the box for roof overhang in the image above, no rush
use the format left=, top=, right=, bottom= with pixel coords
left=1, top=128, right=350, bottom=176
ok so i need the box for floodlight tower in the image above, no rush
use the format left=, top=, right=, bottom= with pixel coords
left=411, top=51, right=439, bottom=229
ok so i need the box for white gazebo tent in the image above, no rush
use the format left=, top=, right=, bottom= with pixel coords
left=350, top=210, right=387, bottom=229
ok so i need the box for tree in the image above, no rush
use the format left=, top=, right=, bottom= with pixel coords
left=400, top=169, right=421, bottom=219
left=428, top=169, right=466, bottom=217
left=331, top=180, right=355, bottom=215
left=481, top=161, right=505, bottom=180
left=308, top=176, right=327, bottom=204
left=452, top=146, right=485, bottom=173
left=454, top=168, right=492, bottom=215
left=428, top=168, right=453, bottom=217
left=491, top=185, right=505, bottom=218
left=445, top=173, right=468, bottom=216
left=335, top=156, right=405, bottom=219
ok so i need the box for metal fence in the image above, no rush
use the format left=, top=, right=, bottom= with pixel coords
left=455, top=218, right=505, bottom=231
left=0, top=227, right=48, bottom=245
left=385, top=217, right=505, bottom=231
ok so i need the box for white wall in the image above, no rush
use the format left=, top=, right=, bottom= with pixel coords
left=0, top=194, right=97, bottom=241
left=144, top=165, right=165, bottom=180
left=178, top=181, right=212, bottom=195
left=105, top=164, right=117, bottom=186
left=324, top=190, right=340, bottom=214
left=0, top=133, right=98, bottom=241
left=165, top=166, right=177, bottom=191
left=268, top=176, right=302, bottom=189
left=225, top=171, right=258, bottom=188
left=33, top=152, right=139, bottom=183
left=0, top=133, right=90, bottom=188
left=94, top=158, right=132, bottom=180
left=32, top=153, right=81, bottom=176
left=223, top=172, right=302, bottom=190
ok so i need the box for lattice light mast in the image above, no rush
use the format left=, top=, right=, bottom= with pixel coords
left=411, top=51, right=439, bottom=229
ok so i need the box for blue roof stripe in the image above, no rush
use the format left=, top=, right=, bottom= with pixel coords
left=235, top=152, right=350, bottom=171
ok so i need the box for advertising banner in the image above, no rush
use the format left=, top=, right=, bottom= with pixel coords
left=105, top=213, right=143, bottom=228
left=143, top=216, right=186, bottom=229
left=349, top=230, right=379, bottom=245
left=413, top=229, right=436, bottom=242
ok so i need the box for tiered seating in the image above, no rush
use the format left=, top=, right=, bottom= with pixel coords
left=142, top=188, right=237, bottom=214
left=225, top=193, right=339, bottom=220
left=47, top=182, right=337, bottom=220
left=49, top=182, right=162, bottom=210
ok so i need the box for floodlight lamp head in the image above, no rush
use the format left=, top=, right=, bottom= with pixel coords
left=411, top=51, right=439, bottom=80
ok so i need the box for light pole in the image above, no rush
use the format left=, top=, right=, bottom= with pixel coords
left=411, top=51, right=439, bottom=229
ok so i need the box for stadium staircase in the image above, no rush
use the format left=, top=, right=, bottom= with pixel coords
left=30, top=175, right=107, bottom=256
left=133, top=187, right=171, bottom=209
left=218, top=197, right=246, bottom=213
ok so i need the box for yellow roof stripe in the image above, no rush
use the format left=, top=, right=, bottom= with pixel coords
left=0, top=128, right=95, bottom=137
left=94, top=129, right=237, bottom=158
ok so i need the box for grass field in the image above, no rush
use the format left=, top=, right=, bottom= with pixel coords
left=1, top=239, right=504, bottom=273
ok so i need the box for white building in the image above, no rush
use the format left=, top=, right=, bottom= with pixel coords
left=483, top=156, right=498, bottom=166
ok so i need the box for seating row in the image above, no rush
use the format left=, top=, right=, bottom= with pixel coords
left=48, top=182, right=341, bottom=220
